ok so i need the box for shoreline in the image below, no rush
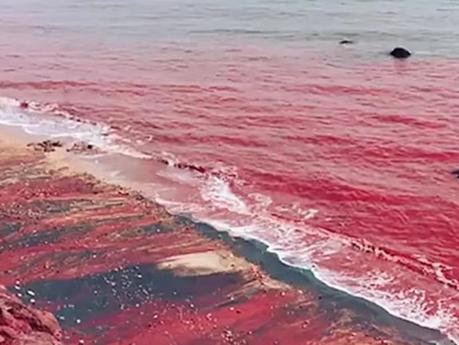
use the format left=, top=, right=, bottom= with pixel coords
left=194, top=220, right=455, bottom=343
left=0, top=123, right=455, bottom=344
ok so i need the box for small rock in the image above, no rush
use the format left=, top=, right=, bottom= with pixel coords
left=27, top=140, right=63, bottom=153
left=390, top=47, right=411, bottom=59
left=452, top=169, right=459, bottom=178
left=175, top=162, right=206, bottom=174
left=66, top=141, right=99, bottom=154
left=339, top=39, right=354, bottom=45
left=0, top=285, right=63, bottom=344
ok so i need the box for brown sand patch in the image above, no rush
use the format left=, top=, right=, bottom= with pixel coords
left=157, top=250, right=250, bottom=276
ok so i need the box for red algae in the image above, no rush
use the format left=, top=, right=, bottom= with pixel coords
left=0, top=138, right=453, bottom=344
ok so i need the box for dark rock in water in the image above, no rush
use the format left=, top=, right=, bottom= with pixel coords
left=176, top=162, right=207, bottom=174
left=452, top=169, right=459, bottom=178
left=157, top=157, right=206, bottom=174
left=339, top=39, right=354, bottom=45
left=390, top=47, right=411, bottom=59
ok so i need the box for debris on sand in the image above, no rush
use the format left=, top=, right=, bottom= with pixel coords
left=27, top=140, right=63, bottom=153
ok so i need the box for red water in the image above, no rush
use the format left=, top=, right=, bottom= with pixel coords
left=1, top=1, right=459, bottom=341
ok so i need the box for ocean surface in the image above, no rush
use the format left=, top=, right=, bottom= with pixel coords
left=1, top=0, right=458, bottom=342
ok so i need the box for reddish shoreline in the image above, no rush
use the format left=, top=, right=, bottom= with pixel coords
left=0, top=137, right=452, bottom=345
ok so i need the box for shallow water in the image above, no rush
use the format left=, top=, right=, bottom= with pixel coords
left=0, top=0, right=458, bottom=342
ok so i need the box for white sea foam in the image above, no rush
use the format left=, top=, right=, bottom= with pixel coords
left=0, top=97, right=150, bottom=159
left=202, top=217, right=458, bottom=344
left=200, top=176, right=250, bottom=215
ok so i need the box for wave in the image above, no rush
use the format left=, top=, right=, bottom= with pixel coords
left=0, top=96, right=457, bottom=344
left=190, top=178, right=459, bottom=344
left=136, top=148, right=459, bottom=344
left=0, top=97, right=150, bottom=159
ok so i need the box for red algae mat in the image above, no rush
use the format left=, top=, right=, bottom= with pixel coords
left=0, top=138, right=452, bottom=345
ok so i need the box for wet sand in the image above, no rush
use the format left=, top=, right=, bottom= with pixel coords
left=0, top=133, right=453, bottom=345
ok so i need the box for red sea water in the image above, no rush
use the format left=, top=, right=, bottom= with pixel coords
left=0, top=0, right=458, bottom=342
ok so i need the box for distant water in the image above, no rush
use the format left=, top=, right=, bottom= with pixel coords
left=1, top=0, right=458, bottom=342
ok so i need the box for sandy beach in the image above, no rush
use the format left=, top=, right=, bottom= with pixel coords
left=0, top=128, right=452, bottom=344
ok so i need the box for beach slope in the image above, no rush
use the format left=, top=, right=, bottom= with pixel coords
left=0, top=137, right=452, bottom=344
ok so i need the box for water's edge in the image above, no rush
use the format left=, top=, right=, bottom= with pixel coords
left=0, top=119, right=455, bottom=345
left=190, top=217, right=453, bottom=344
